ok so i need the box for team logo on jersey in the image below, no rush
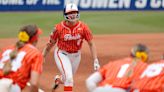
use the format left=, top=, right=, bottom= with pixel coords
left=64, top=34, right=81, bottom=41
left=77, top=28, right=82, bottom=31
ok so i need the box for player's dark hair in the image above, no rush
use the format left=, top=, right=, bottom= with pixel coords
left=131, top=43, right=149, bottom=57
left=10, top=25, right=38, bottom=60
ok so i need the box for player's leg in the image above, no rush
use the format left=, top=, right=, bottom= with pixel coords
left=93, top=85, right=127, bottom=92
left=9, top=84, right=21, bottom=92
left=0, top=78, right=13, bottom=92
left=69, top=51, right=81, bottom=74
left=86, top=72, right=102, bottom=92
left=54, top=48, right=73, bottom=92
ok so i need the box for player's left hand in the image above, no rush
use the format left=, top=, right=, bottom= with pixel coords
left=94, top=59, right=100, bottom=71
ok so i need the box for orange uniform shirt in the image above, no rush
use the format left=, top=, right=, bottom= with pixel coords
left=131, top=60, right=164, bottom=92
left=99, top=57, right=147, bottom=89
left=49, top=21, right=93, bottom=53
left=0, top=44, right=43, bottom=89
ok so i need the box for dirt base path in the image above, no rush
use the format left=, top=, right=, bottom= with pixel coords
left=0, top=33, right=164, bottom=92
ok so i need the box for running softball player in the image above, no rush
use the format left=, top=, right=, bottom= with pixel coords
left=0, top=25, right=43, bottom=92
left=86, top=44, right=149, bottom=92
left=42, top=3, right=100, bottom=92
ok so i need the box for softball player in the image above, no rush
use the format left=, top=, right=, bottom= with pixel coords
left=86, top=44, right=149, bottom=92
left=0, top=25, right=43, bottom=92
left=131, top=59, right=164, bottom=92
left=42, top=3, right=100, bottom=92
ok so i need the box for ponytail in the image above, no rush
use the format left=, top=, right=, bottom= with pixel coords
left=3, top=41, right=25, bottom=75
left=2, top=24, right=41, bottom=75
left=9, top=41, right=25, bottom=60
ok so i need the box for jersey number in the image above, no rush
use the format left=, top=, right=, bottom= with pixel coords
left=0, top=49, right=26, bottom=72
left=117, top=64, right=130, bottom=78
left=140, top=64, right=164, bottom=78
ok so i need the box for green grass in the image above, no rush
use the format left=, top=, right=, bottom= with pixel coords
left=0, top=11, right=164, bottom=38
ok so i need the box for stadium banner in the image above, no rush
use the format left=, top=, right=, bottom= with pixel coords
left=0, top=0, right=164, bottom=11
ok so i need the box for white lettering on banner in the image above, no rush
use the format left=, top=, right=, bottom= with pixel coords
left=64, top=0, right=164, bottom=9
left=64, top=0, right=79, bottom=5
left=42, top=0, right=60, bottom=5
left=118, top=0, right=131, bottom=8
left=26, top=0, right=38, bottom=5
left=92, top=0, right=108, bottom=8
left=135, top=0, right=147, bottom=8
left=140, top=64, right=164, bottom=78
left=108, top=0, right=118, bottom=8
left=0, top=0, right=24, bottom=5
left=150, top=0, right=161, bottom=8
left=80, top=0, right=92, bottom=8
left=92, top=0, right=131, bottom=9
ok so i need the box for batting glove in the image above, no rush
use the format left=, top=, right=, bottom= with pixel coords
left=94, top=59, right=100, bottom=71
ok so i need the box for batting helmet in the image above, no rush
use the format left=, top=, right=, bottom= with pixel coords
left=63, top=3, right=80, bottom=22
left=131, top=44, right=149, bottom=62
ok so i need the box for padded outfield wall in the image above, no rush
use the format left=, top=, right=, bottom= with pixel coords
left=0, top=0, right=164, bottom=11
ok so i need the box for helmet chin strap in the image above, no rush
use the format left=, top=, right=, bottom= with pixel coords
left=65, top=18, right=78, bottom=23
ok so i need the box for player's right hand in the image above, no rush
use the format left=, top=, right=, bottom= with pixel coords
left=94, top=59, right=100, bottom=71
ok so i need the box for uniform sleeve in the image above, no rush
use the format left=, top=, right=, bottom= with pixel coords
left=31, top=53, right=43, bottom=74
left=99, top=62, right=113, bottom=80
left=83, top=24, right=93, bottom=41
left=50, top=26, right=59, bottom=41
left=99, top=64, right=108, bottom=80
left=46, top=26, right=59, bottom=47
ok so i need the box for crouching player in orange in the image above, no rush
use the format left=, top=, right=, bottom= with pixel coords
left=131, top=58, right=164, bottom=92
left=86, top=44, right=149, bottom=92
left=0, top=25, right=43, bottom=92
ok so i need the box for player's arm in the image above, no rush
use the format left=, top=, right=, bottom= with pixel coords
left=88, top=39, right=100, bottom=71
left=42, top=38, right=56, bottom=58
left=162, top=53, right=164, bottom=60
left=29, top=71, right=40, bottom=92
left=84, top=24, right=100, bottom=70
left=30, top=53, right=43, bottom=92
left=42, top=28, right=58, bottom=58
left=87, top=40, right=98, bottom=61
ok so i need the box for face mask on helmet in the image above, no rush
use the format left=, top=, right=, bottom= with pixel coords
left=64, top=3, right=80, bottom=22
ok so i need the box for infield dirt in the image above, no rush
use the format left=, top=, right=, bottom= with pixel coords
left=0, top=33, right=164, bottom=92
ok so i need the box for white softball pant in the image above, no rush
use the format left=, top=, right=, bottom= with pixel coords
left=86, top=72, right=127, bottom=92
left=0, top=78, right=21, bottom=92
left=92, top=85, right=127, bottom=92
left=54, top=47, right=81, bottom=87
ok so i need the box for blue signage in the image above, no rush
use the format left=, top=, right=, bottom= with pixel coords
left=0, top=0, right=164, bottom=11
left=0, top=0, right=64, bottom=11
